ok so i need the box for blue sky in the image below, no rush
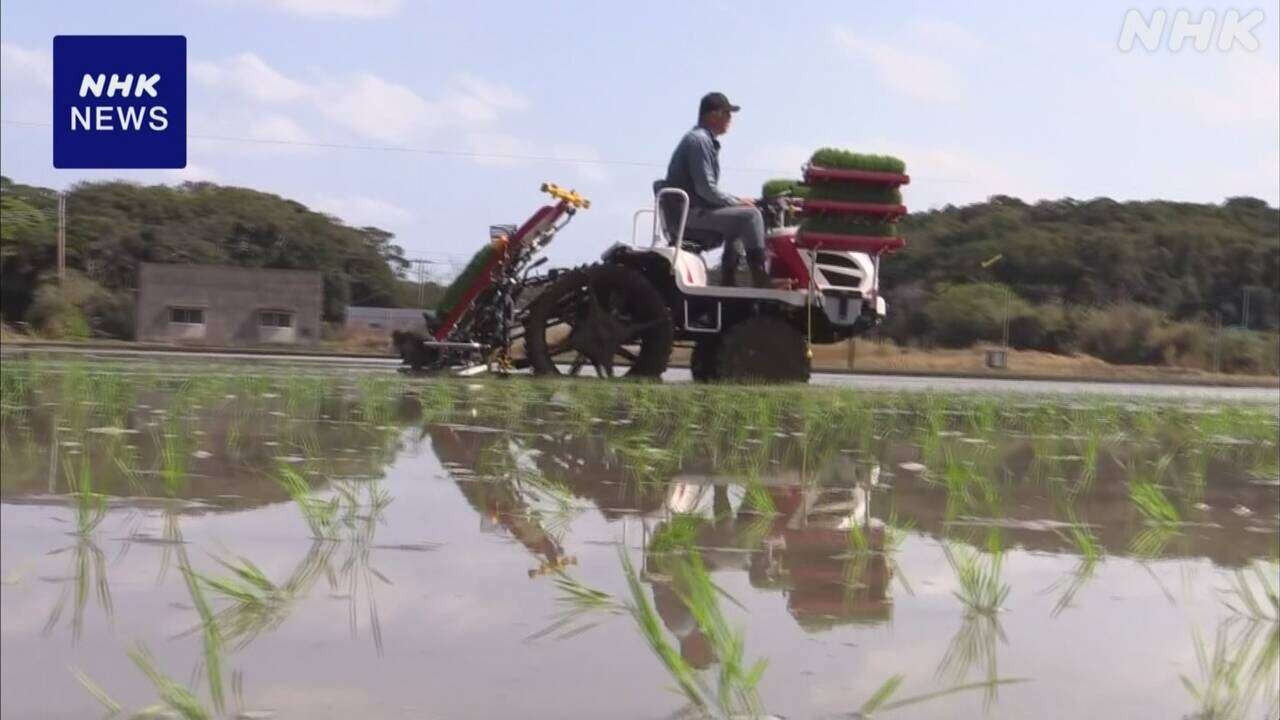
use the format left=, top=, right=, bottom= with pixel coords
left=2, top=1, right=1277, bottom=272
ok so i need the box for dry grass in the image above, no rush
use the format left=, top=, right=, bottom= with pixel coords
left=320, top=325, right=399, bottom=355
left=0, top=322, right=30, bottom=343
left=809, top=341, right=1279, bottom=384
left=672, top=340, right=1278, bottom=385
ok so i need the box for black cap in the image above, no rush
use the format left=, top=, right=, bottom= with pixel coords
left=699, top=92, right=740, bottom=115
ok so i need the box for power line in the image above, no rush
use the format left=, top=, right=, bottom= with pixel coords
left=1, top=118, right=974, bottom=182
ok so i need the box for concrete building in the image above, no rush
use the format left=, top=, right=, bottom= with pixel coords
left=344, top=306, right=428, bottom=337
left=135, top=263, right=323, bottom=346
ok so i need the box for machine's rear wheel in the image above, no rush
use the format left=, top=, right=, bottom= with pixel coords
left=524, top=265, right=673, bottom=378
left=716, top=315, right=811, bottom=383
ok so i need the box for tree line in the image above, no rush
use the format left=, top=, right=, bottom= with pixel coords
left=879, top=194, right=1279, bottom=373
left=1, top=176, right=452, bottom=337
left=2, top=176, right=1276, bottom=371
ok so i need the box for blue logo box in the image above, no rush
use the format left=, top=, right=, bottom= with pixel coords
left=53, top=35, right=186, bottom=169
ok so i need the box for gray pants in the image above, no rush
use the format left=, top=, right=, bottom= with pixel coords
left=686, top=205, right=766, bottom=276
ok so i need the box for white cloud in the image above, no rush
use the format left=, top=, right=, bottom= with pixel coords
left=230, top=0, right=403, bottom=19
left=900, top=146, right=1058, bottom=208
left=549, top=143, right=608, bottom=183
left=832, top=26, right=965, bottom=104
left=193, top=56, right=531, bottom=145
left=747, top=144, right=812, bottom=175
left=165, top=163, right=221, bottom=183
left=309, top=194, right=415, bottom=228
left=0, top=41, right=52, bottom=89
left=319, top=73, right=437, bottom=143
left=193, top=52, right=309, bottom=104
left=193, top=54, right=437, bottom=144
left=1167, top=55, right=1279, bottom=127
left=910, top=19, right=988, bottom=53
left=440, top=73, right=529, bottom=124
left=248, top=113, right=316, bottom=144
left=463, top=131, right=531, bottom=165
left=458, top=134, right=610, bottom=182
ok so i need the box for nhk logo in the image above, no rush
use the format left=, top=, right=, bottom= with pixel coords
left=53, top=35, right=186, bottom=169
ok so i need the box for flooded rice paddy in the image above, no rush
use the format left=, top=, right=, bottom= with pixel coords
left=1, top=358, right=1277, bottom=719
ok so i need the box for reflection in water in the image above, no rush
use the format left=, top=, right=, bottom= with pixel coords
left=1180, top=565, right=1280, bottom=720
left=2, top=362, right=1278, bottom=718
left=41, top=535, right=112, bottom=645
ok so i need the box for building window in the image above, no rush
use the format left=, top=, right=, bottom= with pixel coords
left=169, top=307, right=204, bottom=324
left=259, top=311, right=293, bottom=328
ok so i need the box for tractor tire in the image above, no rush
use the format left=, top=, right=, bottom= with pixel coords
left=716, top=315, right=811, bottom=383
left=690, top=336, right=721, bottom=383
left=524, top=264, right=673, bottom=379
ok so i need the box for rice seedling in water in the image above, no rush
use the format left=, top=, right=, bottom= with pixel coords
left=154, top=417, right=193, bottom=496
left=73, top=644, right=214, bottom=720
left=742, top=476, right=778, bottom=517
left=1129, top=458, right=1181, bottom=526
left=128, top=643, right=213, bottom=720
left=179, top=551, right=226, bottom=714
left=527, top=572, right=626, bottom=641
left=650, top=513, right=704, bottom=555
left=191, top=544, right=334, bottom=651
left=41, top=536, right=113, bottom=644
left=1126, top=454, right=1185, bottom=557
left=937, top=610, right=1009, bottom=710
left=1044, top=508, right=1103, bottom=617
left=945, top=533, right=1010, bottom=615
left=854, top=673, right=1030, bottom=718
left=68, top=665, right=121, bottom=716
left=1222, top=562, right=1280, bottom=622
left=329, top=483, right=394, bottom=656
left=1181, top=620, right=1280, bottom=720
left=620, top=548, right=767, bottom=718
left=275, top=464, right=340, bottom=540
left=1073, top=430, right=1101, bottom=496
left=1206, top=566, right=1280, bottom=718
left=63, top=451, right=109, bottom=537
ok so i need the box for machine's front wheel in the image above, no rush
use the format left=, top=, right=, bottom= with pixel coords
left=716, top=315, right=811, bottom=383
left=524, top=264, right=673, bottom=378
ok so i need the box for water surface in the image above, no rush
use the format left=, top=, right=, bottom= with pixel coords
left=2, top=360, right=1277, bottom=719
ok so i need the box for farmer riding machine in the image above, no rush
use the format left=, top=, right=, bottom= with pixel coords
left=395, top=151, right=909, bottom=383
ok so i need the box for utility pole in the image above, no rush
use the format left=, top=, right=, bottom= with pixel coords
left=1242, top=287, right=1251, bottom=330
left=1002, top=287, right=1011, bottom=350
left=57, top=192, right=66, bottom=287
left=1213, top=311, right=1222, bottom=373
left=981, top=254, right=1010, bottom=349
left=406, top=258, right=441, bottom=306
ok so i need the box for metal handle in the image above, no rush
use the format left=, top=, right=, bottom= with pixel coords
left=654, top=188, right=691, bottom=272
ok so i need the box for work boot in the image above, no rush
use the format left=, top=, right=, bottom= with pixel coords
left=746, top=249, right=771, bottom=289
left=720, top=259, right=741, bottom=287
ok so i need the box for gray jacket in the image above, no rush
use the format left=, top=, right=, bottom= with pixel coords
left=662, top=126, right=739, bottom=209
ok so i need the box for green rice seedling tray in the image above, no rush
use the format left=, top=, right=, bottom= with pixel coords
left=801, top=198, right=907, bottom=219
left=809, top=148, right=907, bottom=174
left=806, top=182, right=902, bottom=205
left=804, top=164, right=910, bottom=187
left=800, top=215, right=899, bottom=237
left=762, top=178, right=808, bottom=198
left=437, top=242, right=500, bottom=318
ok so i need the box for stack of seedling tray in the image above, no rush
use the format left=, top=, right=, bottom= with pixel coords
left=797, top=148, right=909, bottom=253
